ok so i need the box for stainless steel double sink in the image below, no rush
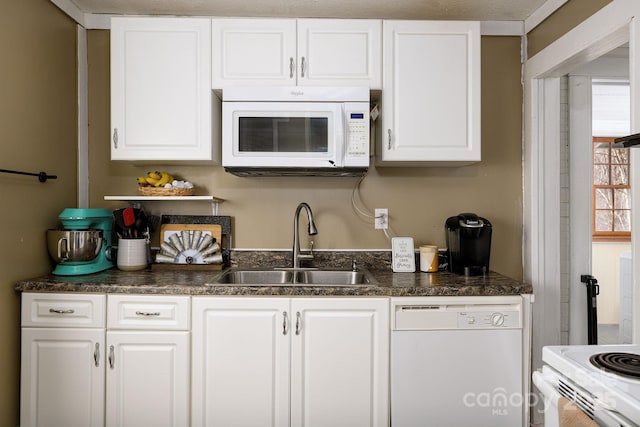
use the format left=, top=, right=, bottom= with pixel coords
left=209, top=268, right=377, bottom=287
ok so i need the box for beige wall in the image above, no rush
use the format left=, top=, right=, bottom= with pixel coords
left=88, top=33, right=524, bottom=279
left=593, top=242, right=631, bottom=324
left=0, top=0, right=78, bottom=424
left=527, top=0, right=612, bottom=58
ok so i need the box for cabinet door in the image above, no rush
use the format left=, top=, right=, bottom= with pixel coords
left=212, top=19, right=296, bottom=87
left=111, top=17, right=213, bottom=161
left=191, top=297, right=290, bottom=427
left=105, top=331, right=190, bottom=427
left=381, top=20, right=481, bottom=165
left=297, top=19, right=382, bottom=88
left=21, top=328, right=105, bottom=427
left=290, top=298, right=389, bottom=427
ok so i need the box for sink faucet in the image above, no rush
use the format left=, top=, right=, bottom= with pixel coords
left=292, top=202, right=318, bottom=268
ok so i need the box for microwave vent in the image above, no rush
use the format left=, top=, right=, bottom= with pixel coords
left=224, top=167, right=368, bottom=177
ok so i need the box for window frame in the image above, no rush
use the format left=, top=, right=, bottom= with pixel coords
left=592, top=136, right=631, bottom=242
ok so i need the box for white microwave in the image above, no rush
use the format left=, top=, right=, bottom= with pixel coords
left=222, top=87, right=370, bottom=176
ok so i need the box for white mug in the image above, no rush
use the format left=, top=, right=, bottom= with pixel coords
left=117, top=238, right=148, bottom=271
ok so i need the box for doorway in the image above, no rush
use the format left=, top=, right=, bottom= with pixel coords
left=566, top=55, right=631, bottom=345
left=524, top=1, right=640, bottom=390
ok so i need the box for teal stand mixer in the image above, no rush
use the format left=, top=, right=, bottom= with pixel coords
left=51, top=208, right=114, bottom=275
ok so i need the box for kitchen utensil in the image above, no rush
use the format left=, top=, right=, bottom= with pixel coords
left=123, top=207, right=135, bottom=227
left=113, top=208, right=126, bottom=238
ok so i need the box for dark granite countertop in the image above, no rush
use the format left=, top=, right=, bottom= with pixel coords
left=14, top=269, right=531, bottom=296
left=15, top=250, right=532, bottom=297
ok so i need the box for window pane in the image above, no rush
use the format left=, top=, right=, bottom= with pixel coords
left=614, top=210, right=631, bottom=232
left=614, top=188, right=631, bottom=209
left=594, top=144, right=610, bottom=164
left=612, top=165, right=629, bottom=185
left=595, top=188, right=612, bottom=209
left=595, top=210, right=612, bottom=232
left=611, top=148, right=629, bottom=164
left=593, top=165, right=610, bottom=185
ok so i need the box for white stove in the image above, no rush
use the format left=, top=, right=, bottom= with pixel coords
left=533, top=344, right=640, bottom=426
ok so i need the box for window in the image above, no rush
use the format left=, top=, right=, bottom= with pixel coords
left=592, top=137, right=631, bottom=241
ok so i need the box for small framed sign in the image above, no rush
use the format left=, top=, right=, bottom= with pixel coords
left=392, top=237, right=416, bottom=272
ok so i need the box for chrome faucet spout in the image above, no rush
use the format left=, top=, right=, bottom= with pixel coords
left=293, top=202, right=318, bottom=268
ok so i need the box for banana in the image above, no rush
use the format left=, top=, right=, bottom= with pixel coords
left=155, top=171, right=173, bottom=187
left=145, top=176, right=160, bottom=186
left=147, top=171, right=161, bottom=180
left=137, top=176, right=148, bottom=186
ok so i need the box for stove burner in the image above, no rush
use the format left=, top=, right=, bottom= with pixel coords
left=590, top=352, right=640, bottom=379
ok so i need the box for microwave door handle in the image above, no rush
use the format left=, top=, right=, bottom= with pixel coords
left=335, top=106, right=346, bottom=167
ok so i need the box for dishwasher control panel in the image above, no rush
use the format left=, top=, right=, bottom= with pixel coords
left=391, top=296, right=523, bottom=330
left=457, top=310, right=520, bottom=329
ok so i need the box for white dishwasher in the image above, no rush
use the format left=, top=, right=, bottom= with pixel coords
left=391, top=296, right=524, bottom=427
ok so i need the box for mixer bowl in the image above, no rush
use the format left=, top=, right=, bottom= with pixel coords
left=47, top=229, right=103, bottom=263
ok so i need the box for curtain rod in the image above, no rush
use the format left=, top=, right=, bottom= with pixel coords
left=0, top=168, right=57, bottom=183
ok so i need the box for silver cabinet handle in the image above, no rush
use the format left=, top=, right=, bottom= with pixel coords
left=300, top=56, right=306, bottom=78
left=135, top=311, right=160, bottom=317
left=112, top=128, right=118, bottom=148
left=387, top=129, right=392, bottom=150
left=295, top=311, right=301, bottom=335
left=49, top=308, right=74, bottom=314
left=108, top=345, right=115, bottom=369
left=283, top=311, right=288, bottom=335
left=289, top=57, right=295, bottom=79
left=94, top=343, right=100, bottom=367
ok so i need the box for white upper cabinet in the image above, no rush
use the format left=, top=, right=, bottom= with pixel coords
left=297, top=19, right=382, bottom=87
left=212, top=18, right=297, bottom=87
left=380, top=20, right=481, bottom=165
left=212, top=18, right=382, bottom=88
left=111, top=17, right=215, bottom=162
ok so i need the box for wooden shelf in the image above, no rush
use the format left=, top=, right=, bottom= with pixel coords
left=104, top=195, right=225, bottom=215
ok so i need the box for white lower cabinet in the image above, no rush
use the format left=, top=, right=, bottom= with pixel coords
left=21, top=328, right=106, bottom=427
left=105, top=331, right=190, bottom=427
left=106, top=295, right=191, bottom=427
left=21, top=293, right=389, bottom=427
left=20, top=293, right=190, bottom=427
left=20, top=293, right=106, bottom=427
left=192, top=297, right=390, bottom=427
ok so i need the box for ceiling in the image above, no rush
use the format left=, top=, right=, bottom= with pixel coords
left=68, top=0, right=549, bottom=21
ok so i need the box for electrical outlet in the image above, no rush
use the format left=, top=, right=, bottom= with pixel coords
left=375, top=208, right=388, bottom=230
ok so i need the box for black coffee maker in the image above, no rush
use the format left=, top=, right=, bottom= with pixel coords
left=445, top=213, right=492, bottom=276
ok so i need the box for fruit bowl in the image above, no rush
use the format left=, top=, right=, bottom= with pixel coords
left=138, top=186, right=194, bottom=196
left=137, top=171, right=195, bottom=196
